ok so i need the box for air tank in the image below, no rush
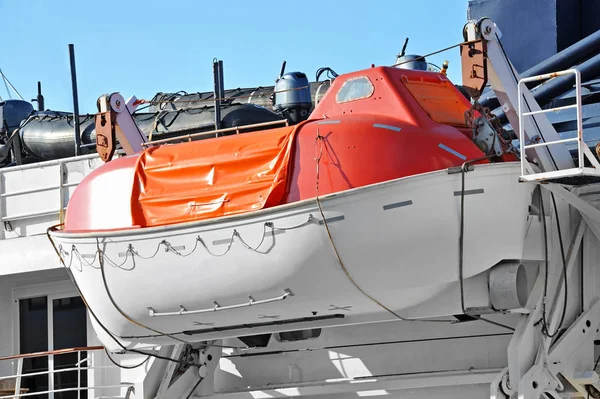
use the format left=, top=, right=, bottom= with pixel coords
left=18, top=104, right=284, bottom=161
left=150, top=81, right=330, bottom=113
left=274, top=72, right=312, bottom=124
left=18, top=112, right=97, bottom=160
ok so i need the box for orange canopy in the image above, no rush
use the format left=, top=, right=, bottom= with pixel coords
left=131, top=125, right=298, bottom=227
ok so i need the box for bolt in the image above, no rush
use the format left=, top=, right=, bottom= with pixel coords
left=198, top=364, right=208, bottom=378
left=485, top=26, right=492, bottom=34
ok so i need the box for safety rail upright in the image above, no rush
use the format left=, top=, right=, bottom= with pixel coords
left=518, top=68, right=600, bottom=183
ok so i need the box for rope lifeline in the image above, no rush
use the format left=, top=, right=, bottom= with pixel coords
left=313, top=132, right=454, bottom=323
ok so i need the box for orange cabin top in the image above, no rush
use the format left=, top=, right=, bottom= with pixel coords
left=310, top=66, right=474, bottom=128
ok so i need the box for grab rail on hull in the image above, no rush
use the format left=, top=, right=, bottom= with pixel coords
left=146, top=288, right=294, bottom=317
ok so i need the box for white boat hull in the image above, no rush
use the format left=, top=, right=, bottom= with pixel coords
left=50, top=162, right=533, bottom=349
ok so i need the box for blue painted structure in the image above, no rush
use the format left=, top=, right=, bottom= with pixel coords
left=468, top=0, right=600, bottom=73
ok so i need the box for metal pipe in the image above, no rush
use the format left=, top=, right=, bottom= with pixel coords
left=0, top=346, right=104, bottom=361
left=527, top=30, right=600, bottom=77
left=217, top=60, right=225, bottom=132
left=68, top=44, right=82, bottom=156
left=485, top=52, right=600, bottom=125
left=218, top=60, right=225, bottom=103
left=212, top=59, right=221, bottom=131
left=480, top=29, right=600, bottom=110
left=36, top=81, right=45, bottom=111
left=530, top=52, right=600, bottom=107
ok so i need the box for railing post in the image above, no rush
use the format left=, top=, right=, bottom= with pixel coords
left=575, top=69, right=584, bottom=169
left=518, top=79, right=525, bottom=177
left=77, top=350, right=81, bottom=399
left=14, top=358, right=22, bottom=398
left=58, top=162, right=65, bottom=224
left=0, top=171, right=5, bottom=241
left=68, top=44, right=83, bottom=156
left=48, top=354, right=54, bottom=399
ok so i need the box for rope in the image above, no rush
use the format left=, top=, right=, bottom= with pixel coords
left=103, top=347, right=149, bottom=370
left=313, top=132, right=454, bottom=323
left=60, top=216, right=317, bottom=270
left=45, top=225, right=198, bottom=366
left=0, top=68, right=24, bottom=100
left=96, top=237, right=191, bottom=345
left=141, top=85, right=309, bottom=107
left=390, top=39, right=480, bottom=68
left=457, top=156, right=516, bottom=332
left=537, top=188, right=569, bottom=338
left=185, top=376, right=204, bottom=399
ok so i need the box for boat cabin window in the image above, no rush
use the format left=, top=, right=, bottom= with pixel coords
left=336, top=76, right=374, bottom=103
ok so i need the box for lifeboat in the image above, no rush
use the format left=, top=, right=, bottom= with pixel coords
left=49, top=66, right=534, bottom=350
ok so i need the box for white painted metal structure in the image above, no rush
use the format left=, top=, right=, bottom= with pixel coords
left=518, top=69, right=600, bottom=182
left=1, top=16, right=600, bottom=399
left=464, top=17, right=600, bottom=399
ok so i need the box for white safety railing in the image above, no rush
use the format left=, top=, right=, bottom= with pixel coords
left=518, top=68, right=600, bottom=181
left=0, top=346, right=131, bottom=399
left=0, top=153, right=105, bottom=239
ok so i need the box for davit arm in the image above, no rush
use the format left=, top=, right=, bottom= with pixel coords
left=95, top=93, right=146, bottom=162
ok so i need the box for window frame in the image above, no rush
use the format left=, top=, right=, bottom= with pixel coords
left=335, top=76, right=375, bottom=104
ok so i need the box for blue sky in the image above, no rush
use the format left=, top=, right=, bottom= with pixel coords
left=0, top=0, right=469, bottom=114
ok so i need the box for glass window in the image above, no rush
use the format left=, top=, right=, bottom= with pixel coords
left=336, top=76, right=374, bottom=103
left=19, top=297, right=49, bottom=399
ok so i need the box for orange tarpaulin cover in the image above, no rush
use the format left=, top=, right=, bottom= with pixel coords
left=131, top=125, right=298, bottom=227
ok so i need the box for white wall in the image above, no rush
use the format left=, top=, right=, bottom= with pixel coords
left=0, top=235, right=62, bottom=276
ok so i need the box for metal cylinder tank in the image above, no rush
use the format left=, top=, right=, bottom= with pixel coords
left=395, top=55, right=428, bottom=71
left=19, top=112, right=97, bottom=160
left=18, top=104, right=284, bottom=161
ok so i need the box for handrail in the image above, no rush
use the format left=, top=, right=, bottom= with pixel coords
left=0, top=153, right=100, bottom=173
left=0, top=384, right=129, bottom=399
left=0, top=345, right=131, bottom=399
left=142, top=119, right=289, bottom=147
left=147, top=288, right=294, bottom=317
left=0, top=153, right=94, bottom=233
left=518, top=68, right=600, bottom=180
left=0, top=346, right=103, bottom=361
